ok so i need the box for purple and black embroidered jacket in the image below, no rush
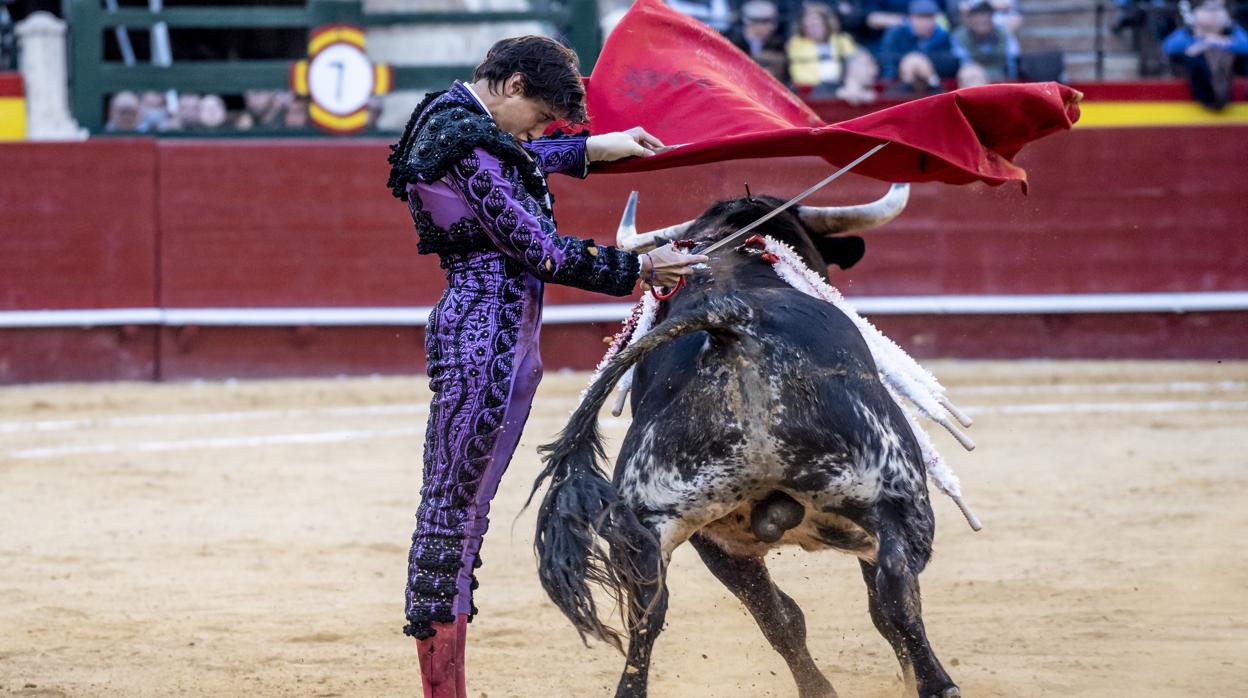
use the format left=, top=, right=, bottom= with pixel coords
left=387, top=82, right=640, bottom=639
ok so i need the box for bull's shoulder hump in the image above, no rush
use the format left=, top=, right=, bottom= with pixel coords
left=746, top=286, right=854, bottom=324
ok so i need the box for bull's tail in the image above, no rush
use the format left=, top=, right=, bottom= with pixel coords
left=530, top=296, right=752, bottom=650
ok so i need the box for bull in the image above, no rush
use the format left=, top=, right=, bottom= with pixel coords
left=531, top=184, right=965, bottom=698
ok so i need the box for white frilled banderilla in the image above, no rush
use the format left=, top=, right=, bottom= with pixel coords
left=582, top=202, right=983, bottom=532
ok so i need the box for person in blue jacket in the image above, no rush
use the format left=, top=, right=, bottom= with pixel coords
left=879, top=0, right=959, bottom=80
left=1163, top=0, right=1248, bottom=109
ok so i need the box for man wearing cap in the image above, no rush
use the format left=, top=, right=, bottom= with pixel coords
left=729, top=0, right=790, bottom=83
left=951, top=0, right=1020, bottom=83
left=879, top=0, right=958, bottom=81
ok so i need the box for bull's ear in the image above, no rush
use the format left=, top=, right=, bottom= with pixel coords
left=814, top=235, right=866, bottom=270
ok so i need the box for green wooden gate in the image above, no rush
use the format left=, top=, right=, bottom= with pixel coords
left=68, top=0, right=602, bottom=133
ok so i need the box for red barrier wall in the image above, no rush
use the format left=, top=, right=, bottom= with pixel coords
left=1, top=139, right=158, bottom=309
left=0, top=140, right=159, bottom=382
left=1, top=125, right=1245, bottom=383
left=158, top=140, right=433, bottom=307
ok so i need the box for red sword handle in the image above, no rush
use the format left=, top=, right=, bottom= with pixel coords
left=650, top=277, right=686, bottom=300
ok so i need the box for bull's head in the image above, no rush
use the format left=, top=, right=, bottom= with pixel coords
left=616, top=183, right=910, bottom=270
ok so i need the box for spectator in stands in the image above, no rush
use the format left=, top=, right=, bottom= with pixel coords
left=883, top=50, right=945, bottom=95
left=105, top=91, right=141, bottom=132
left=951, top=0, right=1020, bottom=82
left=136, top=91, right=169, bottom=133
left=243, top=89, right=287, bottom=128
left=879, top=0, right=959, bottom=79
left=198, top=94, right=228, bottom=130
left=233, top=110, right=256, bottom=131
left=838, top=50, right=881, bottom=103
left=787, top=2, right=865, bottom=95
left=284, top=97, right=310, bottom=129
left=729, top=0, right=791, bottom=83
left=170, top=93, right=201, bottom=130
left=667, top=0, right=735, bottom=33
left=957, top=60, right=991, bottom=86
left=1164, top=0, right=1248, bottom=109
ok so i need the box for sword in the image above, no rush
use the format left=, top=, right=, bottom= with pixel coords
left=697, top=141, right=889, bottom=256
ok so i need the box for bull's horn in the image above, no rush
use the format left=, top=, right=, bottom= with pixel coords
left=615, top=191, right=696, bottom=252
left=797, top=183, right=910, bottom=235
left=611, top=366, right=636, bottom=417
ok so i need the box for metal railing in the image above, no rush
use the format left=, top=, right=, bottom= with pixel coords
left=68, top=0, right=602, bottom=133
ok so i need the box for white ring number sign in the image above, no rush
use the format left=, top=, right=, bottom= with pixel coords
left=307, top=43, right=375, bottom=117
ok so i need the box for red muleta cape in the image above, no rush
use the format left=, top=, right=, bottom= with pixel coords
left=583, top=0, right=1081, bottom=188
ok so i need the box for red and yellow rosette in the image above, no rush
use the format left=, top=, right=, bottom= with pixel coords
left=291, top=25, right=392, bottom=134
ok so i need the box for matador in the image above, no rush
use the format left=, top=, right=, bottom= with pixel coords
left=386, top=35, right=706, bottom=697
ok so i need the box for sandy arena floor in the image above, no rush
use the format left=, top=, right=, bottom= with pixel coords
left=1, top=361, right=1246, bottom=698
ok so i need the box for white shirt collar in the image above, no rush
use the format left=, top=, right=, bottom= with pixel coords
left=458, top=80, right=543, bottom=184
left=458, top=81, right=493, bottom=117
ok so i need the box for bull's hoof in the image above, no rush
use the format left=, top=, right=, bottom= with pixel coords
left=750, top=491, right=805, bottom=543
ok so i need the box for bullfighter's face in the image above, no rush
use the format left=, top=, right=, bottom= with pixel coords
left=489, top=73, right=559, bottom=142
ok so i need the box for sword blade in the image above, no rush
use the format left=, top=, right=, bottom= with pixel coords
left=698, top=141, right=889, bottom=255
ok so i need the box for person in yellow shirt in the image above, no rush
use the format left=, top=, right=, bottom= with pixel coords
left=787, top=4, right=862, bottom=91
left=787, top=3, right=877, bottom=102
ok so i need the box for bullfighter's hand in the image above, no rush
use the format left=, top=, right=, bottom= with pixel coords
left=639, top=244, right=710, bottom=289
left=587, top=127, right=666, bottom=162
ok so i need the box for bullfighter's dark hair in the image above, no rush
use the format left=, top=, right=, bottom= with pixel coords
left=473, top=36, right=587, bottom=124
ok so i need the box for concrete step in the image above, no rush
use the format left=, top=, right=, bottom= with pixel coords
left=1019, top=9, right=1100, bottom=26
left=1016, top=0, right=1105, bottom=12
left=1018, top=24, right=1128, bottom=52
left=1063, top=50, right=1140, bottom=80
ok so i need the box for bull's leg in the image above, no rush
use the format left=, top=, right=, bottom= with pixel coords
left=614, top=516, right=669, bottom=698
left=860, top=509, right=958, bottom=698
left=690, top=533, right=837, bottom=698
left=858, top=559, right=917, bottom=692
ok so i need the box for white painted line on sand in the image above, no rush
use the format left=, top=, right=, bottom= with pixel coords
left=0, top=403, right=428, bottom=435
left=7, top=426, right=424, bottom=459
left=951, top=380, right=1248, bottom=397
left=5, top=382, right=1241, bottom=436
left=962, top=400, right=1248, bottom=416
left=0, top=398, right=581, bottom=435
left=5, top=400, right=1247, bottom=460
